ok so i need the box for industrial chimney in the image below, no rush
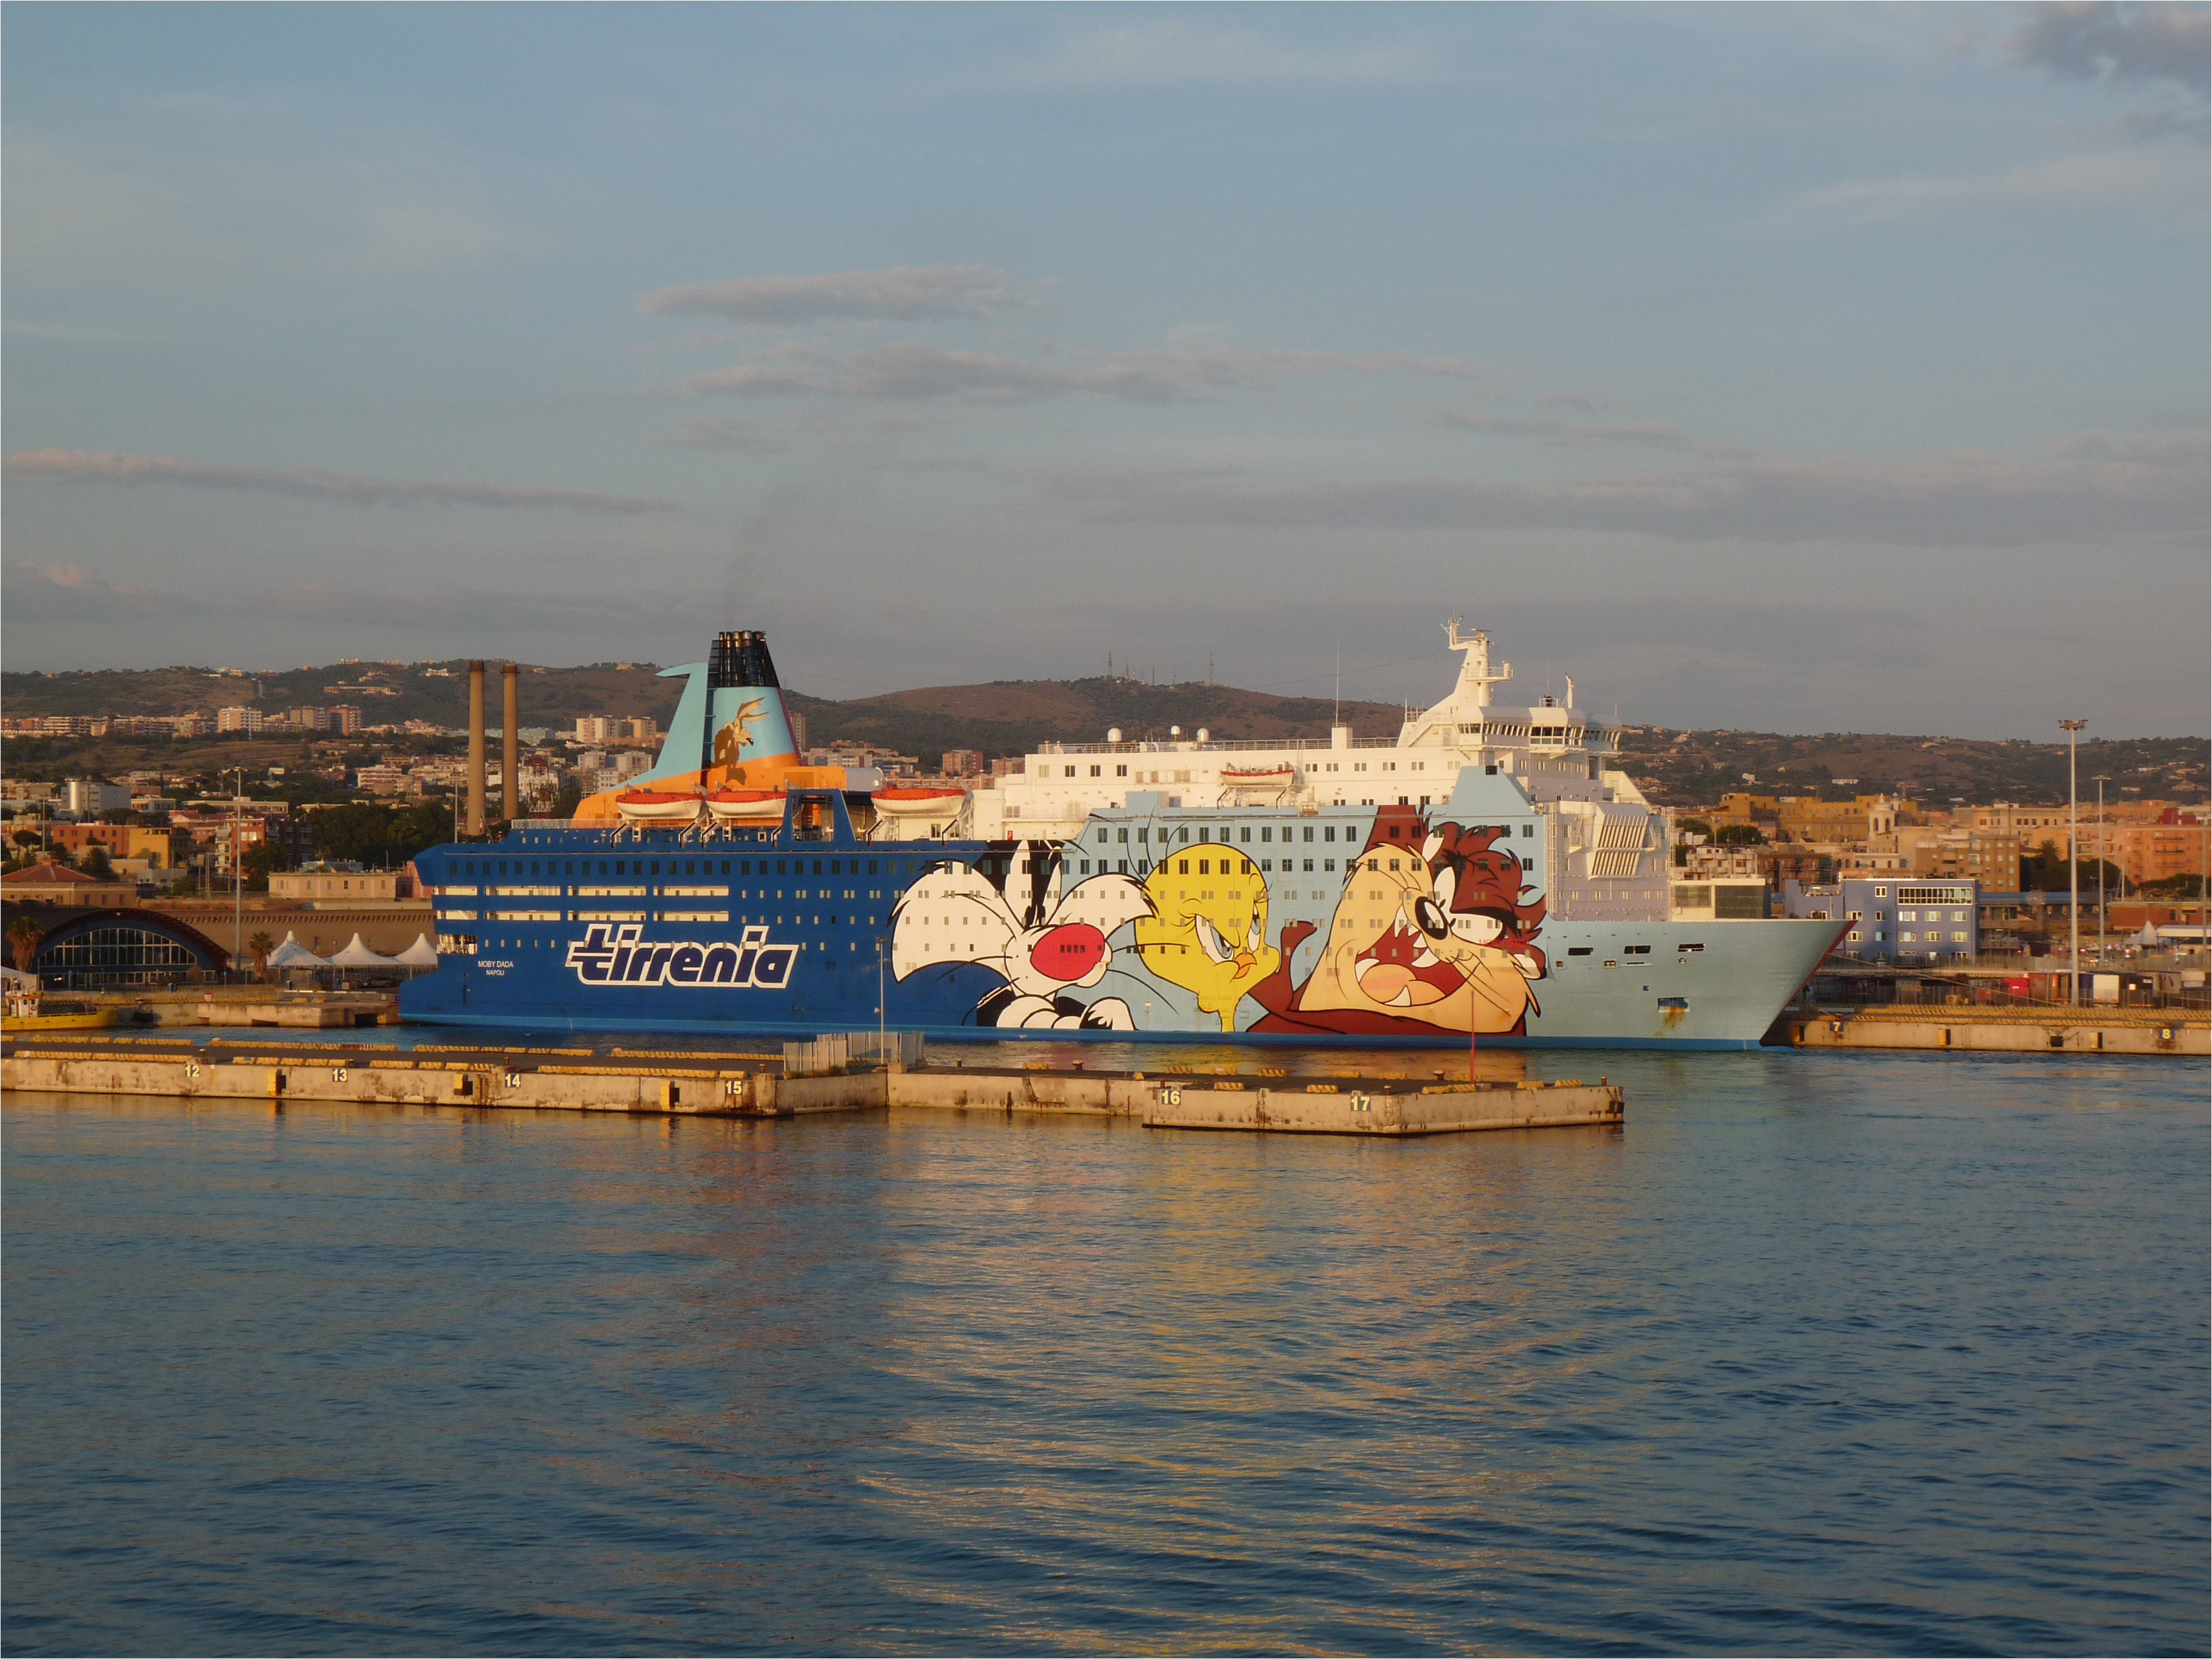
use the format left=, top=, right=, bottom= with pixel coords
left=467, top=661, right=486, bottom=836
left=503, top=663, right=520, bottom=823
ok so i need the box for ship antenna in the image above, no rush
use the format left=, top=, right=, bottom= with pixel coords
left=1334, top=642, right=1341, bottom=725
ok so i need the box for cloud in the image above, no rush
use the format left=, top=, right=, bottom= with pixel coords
left=984, top=21, right=1447, bottom=89
left=4, top=560, right=167, bottom=622
left=677, top=341, right=1495, bottom=404
left=1774, top=144, right=2207, bottom=225
left=1424, top=409, right=1732, bottom=455
left=3, top=450, right=674, bottom=514
left=2012, top=2, right=2211, bottom=90
left=636, top=264, right=1037, bottom=324
left=1038, top=432, right=2210, bottom=548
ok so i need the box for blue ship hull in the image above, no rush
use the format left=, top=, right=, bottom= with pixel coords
left=400, top=789, right=1841, bottom=1050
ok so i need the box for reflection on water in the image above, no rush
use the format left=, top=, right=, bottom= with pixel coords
left=4, top=1050, right=2205, bottom=1655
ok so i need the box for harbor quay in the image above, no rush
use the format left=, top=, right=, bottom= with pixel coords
left=0, top=1032, right=1626, bottom=1138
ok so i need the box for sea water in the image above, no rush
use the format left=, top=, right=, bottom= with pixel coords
left=4, top=1050, right=2205, bottom=1655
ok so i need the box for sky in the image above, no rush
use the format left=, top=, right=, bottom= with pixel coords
left=4, top=2, right=2207, bottom=738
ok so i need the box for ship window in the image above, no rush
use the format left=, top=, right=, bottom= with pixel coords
left=1080, top=859, right=1091, bottom=874
left=1568, top=947, right=1594, bottom=957
left=1090, top=766, right=1101, bottom=777
left=1178, top=827, right=1190, bottom=843
left=721, top=861, right=731, bottom=876
left=1137, top=828, right=1148, bottom=843
left=1260, top=859, right=1272, bottom=871
left=1115, top=765, right=1127, bottom=778
left=1239, top=828, right=1251, bottom=843
left=1260, top=828, right=1272, bottom=842
left=1367, top=859, right=1379, bottom=871
left=776, top=860, right=787, bottom=874
left=1521, top=824, right=1533, bottom=837
left=1302, top=859, right=1313, bottom=873
left=1302, top=827, right=1313, bottom=842
left=1065, top=766, right=1075, bottom=778
left=1486, top=765, right=1497, bottom=775
left=1388, top=859, right=1401, bottom=871
left=868, top=860, right=878, bottom=876
left=614, top=861, right=625, bottom=876
left=1117, top=829, right=1128, bottom=843
left=1178, top=860, right=1189, bottom=874
left=1324, top=859, right=1335, bottom=871
left=813, top=860, right=823, bottom=876
left=1118, top=860, right=1128, bottom=874
left=498, top=861, right=508, bottom=876
left=1139, top=860, right=1151, bottom=875
left=650, top=862, right=661, bottom=876
left=1199, top=859, right=1210, bottom=874
left=1324, top=826, right=1336, bottom=842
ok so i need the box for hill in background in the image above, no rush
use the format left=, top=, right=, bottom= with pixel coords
left=4, top=662, right=2204, bottom=807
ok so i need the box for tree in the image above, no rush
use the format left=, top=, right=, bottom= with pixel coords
left=2020, top=842, right=2123, bottom=894
left=8, top=916, right=44, bottom=973
left=10, top=829, right=44, bottom=853
left=241, top=840, right=291, bottom=893
left=80, top=844, right=115, bottom=879
left=246, top=930, right=275, bottom=980
left=1713, top=823, right=1766, bottom=846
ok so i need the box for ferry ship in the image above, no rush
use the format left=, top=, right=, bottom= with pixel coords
left=400, top=625, right=1843, bottom=1047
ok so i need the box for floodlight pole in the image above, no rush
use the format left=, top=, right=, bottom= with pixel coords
left=2060, top=721, right=2085, bottom=1005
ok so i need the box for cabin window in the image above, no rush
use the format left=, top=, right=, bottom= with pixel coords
left=1302, top=859, right=1313, bottom=873
left=498, top=861, right=508, bottom=876
left=1199, top=859, right=1210, bottom=874
left=720, top=861, right=731, bottom=876
left=1079, top=859, right=1091, bottom=874
left=1239, top=828, right=1252, bottom=843
left=1389, top=859, right=1401, bottom=871
left=1137, top=828, right=1148, bottom=844
left=813, top=860, right=823, bottom=876
left=1115, top=765, right=1128, bottom=778
left=1324, top=858, right=1335, bottom=871
left=1260, top=828, right=1272, bottom=842
left=650, top=861, right=661, bottom=876
left=868, top=860, right=879, bottom=875
left=1302, top=827, right=1313, bottom=842
left=1178, top=860, right=1189, bottom=874
left=1178, top=827, right=1189, bottom=843
left=614, top=861, right=625, bottom=876
left=1065, top=766, right=1076, bottom=777
left=1090, top=766, right=1101, bottom=777
left=776, top=860, right=788, bottom=874
left=1522, top=825, right=1533, bottom=837
left=1117, top=829, right=1128, bottom=843
left=1324, top=826, right=1336, bottom=842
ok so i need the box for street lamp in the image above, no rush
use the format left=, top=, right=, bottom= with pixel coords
left=2060, top=720, right=2085, bottom=1005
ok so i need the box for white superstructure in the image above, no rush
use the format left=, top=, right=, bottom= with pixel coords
left=964, top=621, right=1671, bottom=922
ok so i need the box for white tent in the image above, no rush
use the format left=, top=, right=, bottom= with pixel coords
left=2130, top=922, right=2164, bottom=948
left=329, top=933, right=394, bottom=967
left=265, top=930, right=330, bottom=970
left=394, top=933, right=441, bottom=968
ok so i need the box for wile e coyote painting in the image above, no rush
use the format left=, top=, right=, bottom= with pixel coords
left=889, top=819, right=1547, bottom=1037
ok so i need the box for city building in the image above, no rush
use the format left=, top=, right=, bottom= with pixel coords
left=1914, top=829, right=2023, bottom=891
left=215, top=706, right=264, bottom=735
left=269, top=864, right=414, bottom=902
left=44, top=823, right=185, bottom=868
left=354, top=763, right=413, bottom=796
left=2, top=860, right=136, bottom=908
left=572, top=716, right=661, bottom=746
left=1783, top=878, right=1979, bottom=963
left=942, top=749, right=986, bottom=777
left=62, top=779, right=132, bottom=816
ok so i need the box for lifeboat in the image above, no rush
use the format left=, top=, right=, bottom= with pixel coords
left=872, top=786, right=967, bottom=819
left=614, top=788, right=705, bottom=825
left=706, top=787, right=786, bottom=823
left=1219, top=765, right=1294, bottom=783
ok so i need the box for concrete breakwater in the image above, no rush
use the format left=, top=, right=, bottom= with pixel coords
left=1783, top=1005, right=2208, bottom=1056
left=0, top=1037, right=1623, bottom=1137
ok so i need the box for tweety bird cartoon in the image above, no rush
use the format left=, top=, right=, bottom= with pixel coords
left=1133, top=841, right=1279, bottom=1031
